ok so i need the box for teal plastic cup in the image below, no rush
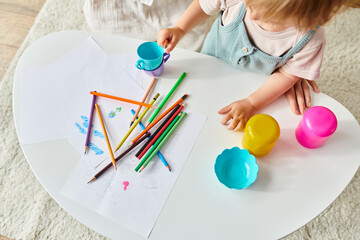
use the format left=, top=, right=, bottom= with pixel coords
left=215, top=147, right=258, bottom=189
left=136, top=42, right=170, bottom=71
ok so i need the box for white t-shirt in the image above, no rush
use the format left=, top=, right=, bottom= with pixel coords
left=199, top=0, right=326, bottom=80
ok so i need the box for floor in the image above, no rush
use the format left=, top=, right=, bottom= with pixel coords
left=0, top=1, right=46, bottom=239
left=0, top=0, right=46, bottom=81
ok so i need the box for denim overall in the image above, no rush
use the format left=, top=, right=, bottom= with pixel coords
left=201, top=3, right=317, bottom=75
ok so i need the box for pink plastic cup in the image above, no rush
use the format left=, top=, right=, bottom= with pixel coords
left=295, top=106, right=337, bottom=149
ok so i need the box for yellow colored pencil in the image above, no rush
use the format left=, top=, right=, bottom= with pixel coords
left=114, top=93, right=160, bottom=153
left=95, top=104, right=117, bottom=170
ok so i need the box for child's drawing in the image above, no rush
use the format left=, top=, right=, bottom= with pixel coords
left=81, top=115, right=89, bottom=128
left=123, top=181, right=129, bottom=191
left=89, top=142, right=104, bottom=155
left=108, top=107, right=122, bottom=119
left=75, top=123, right=87, bottom=134
left=93, top=130, right=105, bottom=139
left=109, top=111, right=116, bottom=118
left=74, top=115, right=105, bottom=155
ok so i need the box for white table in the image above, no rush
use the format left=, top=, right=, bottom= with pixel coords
left=13, top=30, right=360, bottom=240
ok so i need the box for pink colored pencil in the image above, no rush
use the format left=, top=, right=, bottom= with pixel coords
left=129, top=77, right=157, bottom=127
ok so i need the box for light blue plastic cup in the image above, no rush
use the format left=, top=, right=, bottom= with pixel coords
left=136, top=42, right=170, bottom=71
left=214, top=147, right=258, bottom=189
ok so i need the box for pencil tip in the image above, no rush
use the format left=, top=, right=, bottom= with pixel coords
left=139, top=166, right=144, bottom=172
left=84, top=146, right=88, bottom=154
left=87, top=177, right=96, bottom=184
left=167, top=166, right=171, bottom=172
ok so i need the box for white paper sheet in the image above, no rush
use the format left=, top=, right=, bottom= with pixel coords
left=110, top=52, right=154, bottom=89
left=61, top=109, right=207, bottom=238
left=19, top=37, right=109, bottom=146
left=20, top=38, right=145, bottom=168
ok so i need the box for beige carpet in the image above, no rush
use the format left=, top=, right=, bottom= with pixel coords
left=0, top=0, right=359, bottom=239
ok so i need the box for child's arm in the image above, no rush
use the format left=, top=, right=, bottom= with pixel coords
left=157, top=0, right=210, bottom=52
left=218, top=68, right=301, bottom=131
left=284, top=78, right=320, bottom=115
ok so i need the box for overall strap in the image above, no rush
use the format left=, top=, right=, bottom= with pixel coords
left=238, top=2, right=246, bottom=21
left=279, top=26, right=319, bottom=65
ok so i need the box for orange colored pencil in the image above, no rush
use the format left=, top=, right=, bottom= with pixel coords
left=90, top=91, right=156, bottom=109
left=129, top=77, right=157, bottom=127
left=94, top=104, right=117, bottom=170
left=131, top=94, right=188, bottom=144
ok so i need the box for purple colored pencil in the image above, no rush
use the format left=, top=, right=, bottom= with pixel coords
left=84, top=92, right=97, bottom=154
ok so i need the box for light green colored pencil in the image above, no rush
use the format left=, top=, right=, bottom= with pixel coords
left=147, top=72, right=186, bottom=124
left=114, top=93, right=159, bottom=153
left=139, top=112, right=187, bottom=172
left=134, top=113, right=181, bottom=172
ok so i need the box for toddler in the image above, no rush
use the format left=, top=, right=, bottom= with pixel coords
left=157, top=0, right=348, bottom=131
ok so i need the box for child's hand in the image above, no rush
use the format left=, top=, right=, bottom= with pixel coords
left=285, top=78, right=320, bottom=115
left=157, top=27, right=185, bottom=53
left=218, top=98, right=257, bottom=131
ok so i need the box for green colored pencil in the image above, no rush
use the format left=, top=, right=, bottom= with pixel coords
left=139, top=112, right=187, bottom=172
left=147, top=72, right=186, bottom=124
left=134, top=113, right=181, bottom=172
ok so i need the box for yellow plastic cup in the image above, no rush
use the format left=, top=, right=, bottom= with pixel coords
left=242, top=114, right=280, bottom=157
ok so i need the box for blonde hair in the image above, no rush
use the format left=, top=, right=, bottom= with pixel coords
left=245, top=0, right=349, bottom=31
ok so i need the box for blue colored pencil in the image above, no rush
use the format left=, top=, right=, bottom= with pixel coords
left=131, top=109, right=171, bottom=171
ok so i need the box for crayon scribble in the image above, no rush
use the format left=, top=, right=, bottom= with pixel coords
left=123, top=181, right=129, bottom=191
left=116, top=107, right=122, bottom=112
left=75, top=123, right=87, bottom=134
left=75, top=115, right=104, bottom=155
left=109, top=111, right=116, bottom=118
left=89, top=142, right=104, bottom=155
left=81, top=115, right=89, bottom=128
left=93, top=130, right=105, bottom=139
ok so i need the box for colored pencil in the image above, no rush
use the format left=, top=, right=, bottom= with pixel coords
left=95, top=104, right=117, bottom=170
left=139, top=112, right=187, bottom=172
left=90, top=91, right=157, bottom=109
left=137, top=104, right=185, bottom=159
left=87, top=132, right=150, bottom=183
left=131, top=94, right=188, bottom=144
left=114, top=93, right=160, bottom=153
left=131, top=109, right=171, bottom=171
left=84, top=93, right=97, bottom=154
left=135, top=103, right=182, bottom=157
left=164, top=40, right=169, bottom=49
left=147, top=72, right=186, bottom=123
left=130, top=77, right=157, bottom=127
left=134, top=112, right=181, bottom=172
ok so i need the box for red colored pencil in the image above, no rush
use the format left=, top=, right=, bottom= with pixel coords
left=137, top=104, right=185, bottom=159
